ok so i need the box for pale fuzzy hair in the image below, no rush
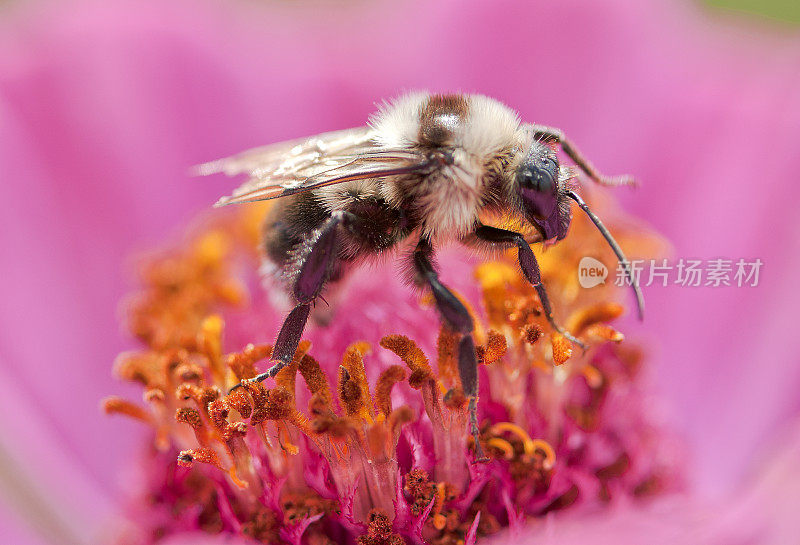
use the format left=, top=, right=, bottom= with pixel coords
left=368, top=92, right=529, bottom=240
left=369, top=92, right=523, bottom=159
left=368, top=92, right=429, bottom=148
left=459, top=93, right=522, bottom=159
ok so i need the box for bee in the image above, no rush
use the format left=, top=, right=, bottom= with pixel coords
left=199, top=92, right=644, bottom=457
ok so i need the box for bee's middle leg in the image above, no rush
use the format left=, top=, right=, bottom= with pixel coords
left=413, top=239, right=487, bottom=461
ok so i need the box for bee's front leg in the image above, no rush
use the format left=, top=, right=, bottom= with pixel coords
left=472, top=224, right=586, bottom=350
left=413, top=239, right=487, bottom=462
left=530, top=124, right=636, bottom=188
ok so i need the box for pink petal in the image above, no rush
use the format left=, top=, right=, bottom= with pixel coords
left=489, top=421, right=800, bottom=545
left=159, top=534, right=252, bottom=545
left=464, top=511, right=482, bottom=545
left=1, top=3, right=799, bottom=540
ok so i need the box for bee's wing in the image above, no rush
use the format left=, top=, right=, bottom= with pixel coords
left=197, top=127, right=428, bottom=207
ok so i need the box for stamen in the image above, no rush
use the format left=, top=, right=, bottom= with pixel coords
left=175, top=407, right=203, bottom=429
left=374, top=365, right=406, bottom=416
left=474, top=262, right=519, bottom=325
left=404, top=469, right=436, bottom=515
left=567, top=302, right=624, bottom=336
left=358, top=510, right=404, bottom=545
left=101, top=396, right=152, bottom=424
left=550, top=332, right=573, bottom=365
left=113, top=351, right=164, bottom=390
left=198, top=314, right=225, bottom=382
left=176, top=446, right=247, bottom=489
left=491, top=422, right=533, bottom=447
left=431, top=483, right=448, bottom=530
left=227, top=344, right=272, bottom=381
left=436, top=326, right=459, bottom=387
left=225, top=388, right=253, bottom=419
left=585, top=323, right=624, bottom=343
left=176, top=383, right=216, bottom=405
left=298, top=353, right=333, bottom=408
left=476, top=329, right=507, bottom=366
left=143, top=388, right=165, bottom=404
left=176, top=407, right=209, bottom=445
left=379, top=335, right=433, bottom=388
left=173, top=362, right=203, bottom=383
left=277, top=422, right=299, bottom=455
left=581, top=365, right=604, bottom=389
left=274, top=340, right=312, bottom=396
left=261, top=387, right=294, bottom=422
left=532, top=359, right=552, bottom=373
left=387, top=406, right=414, bottom=435
left=523, top=324, right=543, bottom=345
left=529, top=440, right=556, bottom=471
left=489, top=423, right=555, bottom=468
left=338, top=342, right=374, bottom=422
left=227, top=466, right=248, bottom=489
left=486, top=438, right=515, bottom=459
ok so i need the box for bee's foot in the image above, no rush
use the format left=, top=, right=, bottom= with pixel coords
left=561, top=329, right=587, bottom=353
left=468, top=396, right=488, bottom=462
left=228, top=371, right=270, bottom=394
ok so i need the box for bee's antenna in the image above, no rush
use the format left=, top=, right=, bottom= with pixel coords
left=565, top=190, right=645, bottom=320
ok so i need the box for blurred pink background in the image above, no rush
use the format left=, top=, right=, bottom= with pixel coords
left=1, top=0, right=800, bottom=543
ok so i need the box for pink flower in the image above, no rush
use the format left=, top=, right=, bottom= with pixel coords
left=1, top=0, right=798, bottom=544
left=99, top=201, right=678, bottom=544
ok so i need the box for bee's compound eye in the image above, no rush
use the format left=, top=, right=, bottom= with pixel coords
left=517, top=157, right=558, bottom=194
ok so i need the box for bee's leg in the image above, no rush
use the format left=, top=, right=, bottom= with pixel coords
left=413, top=240, right=487, bottom=461
left=235, top=213, right=345, bottom=390
left=473, top=224, right=586, bottom=350
left=530, top=124, right=636, bottom=188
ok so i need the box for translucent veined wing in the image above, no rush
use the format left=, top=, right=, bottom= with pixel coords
left=196, top=127, right=430, bottom=207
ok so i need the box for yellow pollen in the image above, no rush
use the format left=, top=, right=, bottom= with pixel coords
left=199, top=314, right=225, bottom=381
left=490, top=422, right=535, bottom=451
left=586, top=323, right=625, bottom=343
left=550, top=332, right=573, bottom=365
left=486, top=438, right=515, bottom=459
left=532, top=359, right=552, bottom=374
left=339, top=342, right=375, bottom=423
left=530, top=440, right=557, bottom=471
left=194, top=230, right=228, bottom=266
left=279, top=423, right=299, bottom=455
left=490, top=422, right=555, bottom=467
left=431, top=482, right=448, bottom=529
left=474, top=262, right=518, bottom=290
left=581, top=365, right=603, bottom=389
left=228, top=466, right=248, bottom=489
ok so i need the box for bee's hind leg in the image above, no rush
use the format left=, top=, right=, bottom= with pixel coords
left=473, top=224, right=586, bottom=350
left=232, top=213, right=346, bottom=391
left=413, top=239, right=487, bottom=462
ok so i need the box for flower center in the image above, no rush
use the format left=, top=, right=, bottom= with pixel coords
left=105, top=205, right=678, bottom=544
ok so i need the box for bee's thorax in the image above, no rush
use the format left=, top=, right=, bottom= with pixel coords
left=372, top=92, right=524, bottom=239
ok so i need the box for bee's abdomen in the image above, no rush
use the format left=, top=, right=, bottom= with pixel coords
left=263, top=192, right=329, bottom=268
left=263, top=191, right=413, bottom=272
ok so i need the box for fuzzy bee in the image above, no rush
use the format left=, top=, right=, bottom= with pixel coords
left=199, top=92, right=644, bottom=457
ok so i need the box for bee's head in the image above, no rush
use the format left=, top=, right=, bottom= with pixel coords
left=515, top=141, right=572, bottom=241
